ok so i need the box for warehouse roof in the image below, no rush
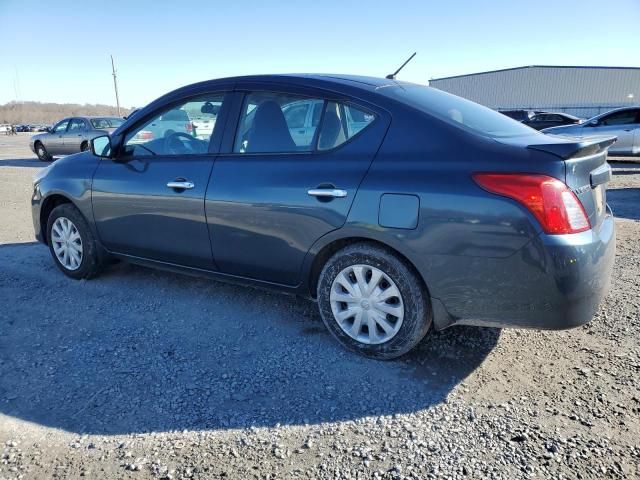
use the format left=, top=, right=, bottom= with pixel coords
left=431, top=65, right=640, bottom=82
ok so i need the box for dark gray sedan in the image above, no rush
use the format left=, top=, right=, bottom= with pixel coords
left=31, top=74, right=616, bottom=359
left=29, top=116, right=124, bottom=161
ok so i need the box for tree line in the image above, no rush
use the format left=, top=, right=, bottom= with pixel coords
left=0, top=101, right=131, bottom=125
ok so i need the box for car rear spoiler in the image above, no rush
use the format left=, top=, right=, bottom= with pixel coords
left=527, top=136, right=617, bottom=160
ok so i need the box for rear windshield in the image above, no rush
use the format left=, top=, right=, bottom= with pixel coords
left=90, top=118, right=124, bottom=129
left=160, top=109, right=190, bottom=122
left=380, top=84, right=536, bottom=138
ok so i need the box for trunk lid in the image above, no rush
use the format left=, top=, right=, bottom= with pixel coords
left=526, top=136, right=616, bottom=229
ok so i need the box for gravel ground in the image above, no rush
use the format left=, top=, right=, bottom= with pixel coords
left=1, top=133, right=639, bottom=479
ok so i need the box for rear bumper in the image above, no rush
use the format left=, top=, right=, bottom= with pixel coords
left=436, top=207, right=615, bottom=330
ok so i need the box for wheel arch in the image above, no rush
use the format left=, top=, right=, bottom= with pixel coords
left=305, top=233, right=455, bottom=330
left=306, top=235, right=428, bottom=300
left=40, top=194, right=74, bottom=245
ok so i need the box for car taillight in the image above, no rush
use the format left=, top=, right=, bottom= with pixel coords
left=185, top=122, right=193, bottom=133
left=138, top=130, right=154, bottom=140
left=472, top=173, right=590, bottom=234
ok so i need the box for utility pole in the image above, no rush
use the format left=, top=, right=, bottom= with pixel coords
left=111, top=55, right=121, bottom=116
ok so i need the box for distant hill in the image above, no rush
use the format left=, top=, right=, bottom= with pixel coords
left=0, top=101, right=131, bottom=125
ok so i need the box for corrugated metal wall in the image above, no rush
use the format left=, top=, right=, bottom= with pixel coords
left=429, top=66, right=640, bottom=118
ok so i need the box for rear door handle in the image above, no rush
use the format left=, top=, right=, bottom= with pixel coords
left=307, top=188, right=348, bottom=198
left=167, top=181, right=194, bottom=190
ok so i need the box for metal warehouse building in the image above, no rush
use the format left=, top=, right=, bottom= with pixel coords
left=429, top=65, right=640, bottom=119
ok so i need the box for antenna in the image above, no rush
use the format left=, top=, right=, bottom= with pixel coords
left=111, top=55, right=121, bottom=116
left=386, top=52, right=417, bottom=80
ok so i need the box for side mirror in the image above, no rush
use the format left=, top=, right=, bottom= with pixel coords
left=91, top=135, right=112, bottom=158
left=46, top=127, right=52, bottom=133
left=588, top=119, right=598, bottom=127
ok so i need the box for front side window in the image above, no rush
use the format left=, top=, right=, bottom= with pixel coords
left=123, top=94, right=224, bottom=156
left=600, top=110, right=639, bottom=126
left=53, top=120, right=69, bottom=133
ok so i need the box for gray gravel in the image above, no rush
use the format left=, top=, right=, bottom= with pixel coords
left=1, top=134, right=639, bottom=479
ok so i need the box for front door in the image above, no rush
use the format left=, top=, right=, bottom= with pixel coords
left=589, top=108, right=640, bottom=154
left=205, top=89, right=388, bottom=286
left=91, top=93, right=229, bottom=269
left=47, top=118, right=70, bottom=154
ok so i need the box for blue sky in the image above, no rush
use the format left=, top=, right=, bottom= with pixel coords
left=1, top=0, right=639, bottom=108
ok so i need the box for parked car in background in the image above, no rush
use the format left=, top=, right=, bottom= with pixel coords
left=0, top=124, right=11, bottom=134
left=32, top=74, right=616, bottom=359
left=542, top=106, right=640, bottom=155
left=29, top=116, right=125, bottom=161
left=499, top=109, right=539, bottom=122
left=522, top=112, right=583, bottom=130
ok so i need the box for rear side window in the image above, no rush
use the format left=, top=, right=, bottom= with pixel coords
left=234, top=93, right=325, bottom=153
left=91, top=118, right=124, bottom=129
left=600, top=109, right=639, bottom=126
left=382, top=84, right=536, bottom=138
left=234, top=92, right=376, bottom=154
left=318, top=102, right=375, bottom=150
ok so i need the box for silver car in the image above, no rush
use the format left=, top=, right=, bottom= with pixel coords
left=542, top=107, right=640, bottom=155
left=29, top=116, right=124, bottom=161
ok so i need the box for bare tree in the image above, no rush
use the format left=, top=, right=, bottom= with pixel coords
left=0, top=101, right=131, bottom=125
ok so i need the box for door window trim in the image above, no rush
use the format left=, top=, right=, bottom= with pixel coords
left=52, top=119, right=70, bottom=134
left=227, top=89, right=379, bottom=157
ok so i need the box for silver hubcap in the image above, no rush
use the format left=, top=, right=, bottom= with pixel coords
left=330, top=264, right=404, bottom=345
left=51, top=217, right=83, bottom=271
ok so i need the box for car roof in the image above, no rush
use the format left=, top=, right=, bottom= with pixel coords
left=174, top=74, right=413, bottom=95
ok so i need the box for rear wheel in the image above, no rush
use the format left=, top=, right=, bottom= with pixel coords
left=46, top=204, right=102, bottom=279
left=35, top=142, right=51, bottom=162
left=317, top=243, right=431, bottom=359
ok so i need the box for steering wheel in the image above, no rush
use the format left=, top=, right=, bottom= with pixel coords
left=164, top=131, right=202, bottom=155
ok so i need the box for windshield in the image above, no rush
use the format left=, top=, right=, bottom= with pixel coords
left=90, top=118, right=125, bottom=129
left=380, top=84, right=537, bottom=138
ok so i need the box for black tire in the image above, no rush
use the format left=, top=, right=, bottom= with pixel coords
left=317, top=243, right=432, bottom=360
left=46, top=203, right=102, bottom=280
left=35, top=142, right=51, bottom=162
left=80, top=141, right=89, bottom=152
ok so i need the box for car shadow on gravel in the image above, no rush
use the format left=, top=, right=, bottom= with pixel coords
left=0, top=157, right=46, bottom=168
left=0, top=243, right=500, bottom=435
left=607, top=188, right=640, bottom=220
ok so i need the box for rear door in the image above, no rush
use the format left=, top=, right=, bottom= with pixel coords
left=205, top=86, right=389, bottom=286
left=92, top=92, right=230, bottom=268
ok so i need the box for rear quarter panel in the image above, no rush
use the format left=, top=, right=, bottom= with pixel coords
left=332, top=108, right=567, bottom=326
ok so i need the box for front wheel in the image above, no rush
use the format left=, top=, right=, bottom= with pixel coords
left=46, top=204, right=102, bottom=279
left=317, top=243, right=432, bottom=359
left=35, top=142, right=51, bottom=162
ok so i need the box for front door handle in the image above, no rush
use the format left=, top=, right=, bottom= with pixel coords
left=307, top=188, right=348, bottom=198
left=167, top=181, right=194, bottom=190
